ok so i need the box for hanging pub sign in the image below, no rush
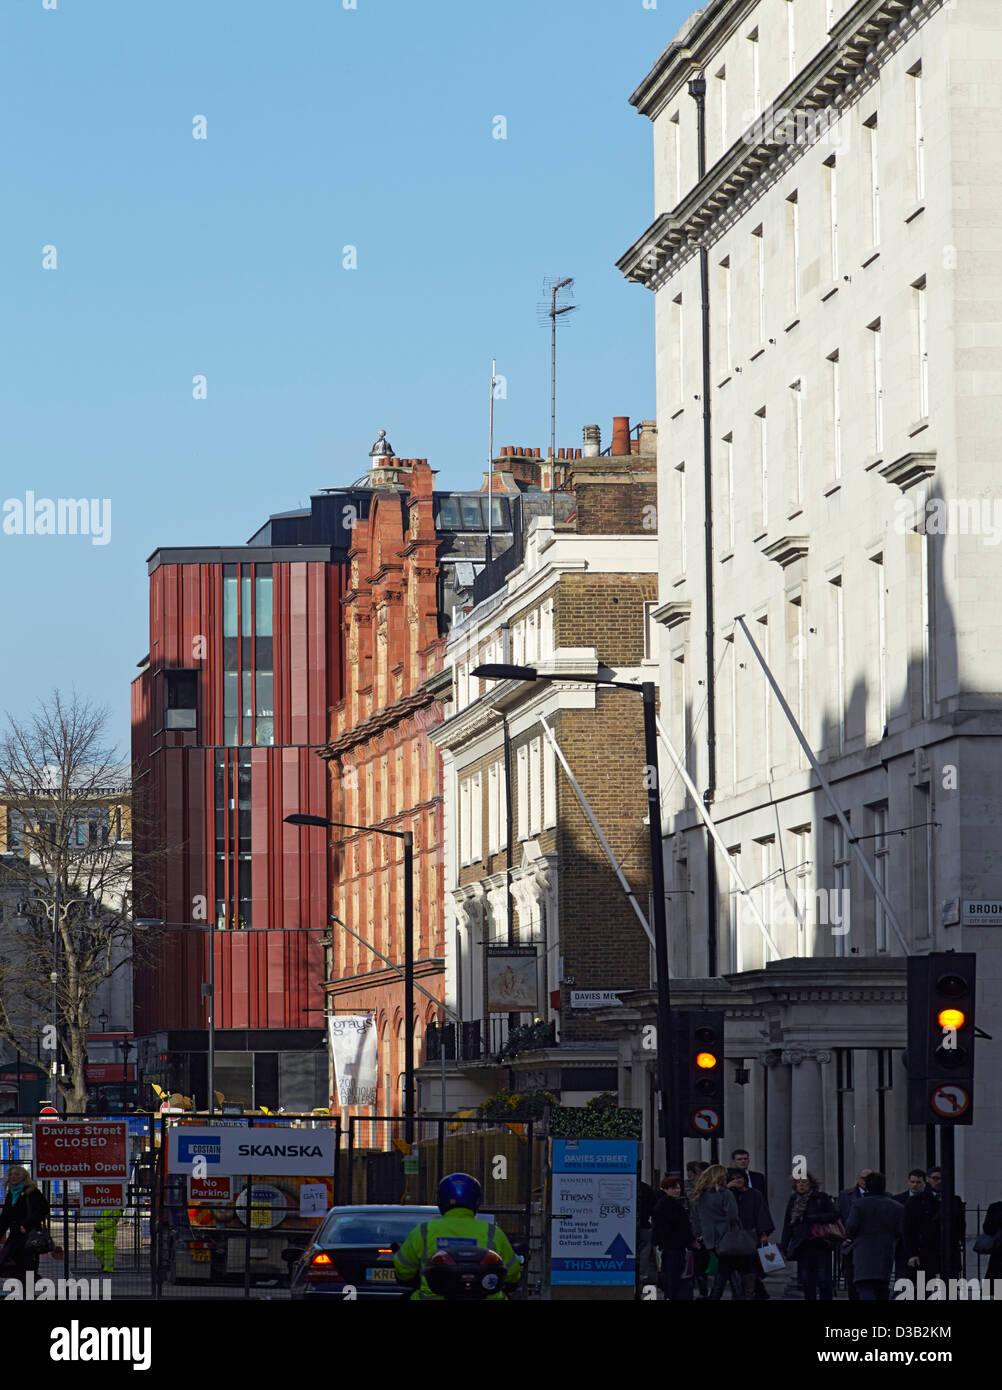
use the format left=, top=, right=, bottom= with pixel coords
left=487, top=947, right=539, bottom=1013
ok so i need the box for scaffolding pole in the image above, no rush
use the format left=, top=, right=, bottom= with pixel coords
left=538, top=715, right=656, bottom=953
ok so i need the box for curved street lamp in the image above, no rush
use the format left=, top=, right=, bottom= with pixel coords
left=285, top=813, right=416, bottom=1144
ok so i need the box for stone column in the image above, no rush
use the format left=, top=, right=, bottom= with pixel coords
left=763, top=1050, right=790, bottom=1226
left=785, top=1049, right=832, bottom=1184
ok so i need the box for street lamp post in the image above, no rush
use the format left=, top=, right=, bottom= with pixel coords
left=285, top=814, right=416, bottom=1144
left=473, top=663, right=680, bottom=1176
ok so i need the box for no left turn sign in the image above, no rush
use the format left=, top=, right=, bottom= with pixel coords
left=930, top=1084, right=970, bottom=1118
left=691, top=1107, right=721, bottom=1134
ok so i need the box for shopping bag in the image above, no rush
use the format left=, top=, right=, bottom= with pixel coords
left=757, top=1242, right=786, bottom=1274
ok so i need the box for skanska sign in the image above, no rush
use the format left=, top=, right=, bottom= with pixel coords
left=167, top=1126, right=336, bottom=1177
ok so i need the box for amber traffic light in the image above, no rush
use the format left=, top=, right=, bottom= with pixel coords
left=907, top=952, right=976, bottom=1126
left=673, top=1012, right=725, bottom=1137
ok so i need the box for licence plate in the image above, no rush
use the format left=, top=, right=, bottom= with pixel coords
left=191, top=1251, right=210, bottom=1262
left=366, top=1267, right=396, bottom=1283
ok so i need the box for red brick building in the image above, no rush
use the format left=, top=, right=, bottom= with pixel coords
left=320, top=458, right=447, bottom=1122
left=318, top=437, right=584, bottom=1122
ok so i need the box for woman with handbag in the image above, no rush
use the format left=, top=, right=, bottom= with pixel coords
left=0, top=1165, right=51, bottom=1290
left=692, top=1164, right=749, bottom=1299
left=780, top=1173, right=839, bottom=1301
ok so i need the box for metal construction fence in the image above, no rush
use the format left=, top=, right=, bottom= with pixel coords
left=0, top=1110, right=545, bottom=1299
left=0, top=1112, right=155, bottom=1301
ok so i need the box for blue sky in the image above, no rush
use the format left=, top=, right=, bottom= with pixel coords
left=0, top=0, right=690, bottom=752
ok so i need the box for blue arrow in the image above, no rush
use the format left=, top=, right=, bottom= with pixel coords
left=605, top=1232, right=633, bottom=1259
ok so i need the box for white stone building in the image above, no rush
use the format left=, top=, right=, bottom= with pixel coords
left=617, top=0, right=1002, bottom=1224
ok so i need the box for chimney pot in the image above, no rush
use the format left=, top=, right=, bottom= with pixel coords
left=582, top=424, right=601, bottom=457
left=611, top=416, right=631, bottom=456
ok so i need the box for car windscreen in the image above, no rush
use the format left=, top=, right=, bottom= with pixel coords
left=319, top=1209, right=439, bottom=1246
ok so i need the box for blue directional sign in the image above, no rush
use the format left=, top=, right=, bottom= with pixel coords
left=551, top=1139, right=638, bottom=1286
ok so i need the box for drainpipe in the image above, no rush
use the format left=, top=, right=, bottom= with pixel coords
left=688, top=71, right=719, bottom=978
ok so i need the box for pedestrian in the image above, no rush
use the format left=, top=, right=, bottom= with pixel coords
left=730, top=1148, right=767, bottom=1195
left=780, top=1173, right=839, bottom=1301
left=0, top=1165, right=51, bottom=1291
left=92, top=1206, right=122, bottom=1274
left=726, top=1169, right=775, bottom=1300
left=835, top=1167, right=872, bottom=1298
left=895, top=1170, right=936, bottom=1289
left=843, top=1171, right=904, bottom=1300
left=979, top=1191, right=1002, bottom=1283
left=638, top=1178, right=658, bottom=1286
left=924, top=1167, right=965, bottom=1277
left=692, top=1164, right=744, bottom=1300
left=684, top=1161, right=710, bottom=1296
left=652, top=1176, right=696, bottom=1301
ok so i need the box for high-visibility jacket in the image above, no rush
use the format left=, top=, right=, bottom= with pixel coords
left=393, top=1207, right=521, bottom=1301
left=92, top=1209, right=121, bottom=1246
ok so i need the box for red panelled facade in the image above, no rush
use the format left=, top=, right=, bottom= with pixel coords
left=131, top=541, right=349, bottom=1108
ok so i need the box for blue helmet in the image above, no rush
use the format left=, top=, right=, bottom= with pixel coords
left=437, top=1172, right=482, bottom=1215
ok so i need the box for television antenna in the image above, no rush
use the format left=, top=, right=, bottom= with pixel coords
left=537, top=277, right=578, bottom=498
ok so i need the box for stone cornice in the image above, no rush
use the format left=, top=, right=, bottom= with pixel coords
left=324, top=956, right=445, bottom=996
left=878, top=451, right=937, bottom=493
left=762, top=536, right=809, bottom=568
left=322, top=687, right=438, bottom=760
left=652, top=599, right=692, bottom=630
left=619, top=0, right=939, bottom=287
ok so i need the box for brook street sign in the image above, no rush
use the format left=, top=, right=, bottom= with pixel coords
left=33, top=1121, right=129, bottom=1179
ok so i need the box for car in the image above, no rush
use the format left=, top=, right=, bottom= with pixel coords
left=286, top=1204, right=440, bottom=1300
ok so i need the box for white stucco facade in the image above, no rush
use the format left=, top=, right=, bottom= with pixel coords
left=620, top=0, right=1002, bottom=1221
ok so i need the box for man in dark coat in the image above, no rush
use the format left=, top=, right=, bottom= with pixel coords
left=924, top=1167, right=965, bottom=1278
left=731, top=1149, right=766, bottom=1195
left=836, top=1168, right=872, bottom=1300
left=981, top=1197, right=1002, bottom=1283
left=895, top=1170, right=934, bottom=1286
left=844, top=1171, right=904, bottom=1300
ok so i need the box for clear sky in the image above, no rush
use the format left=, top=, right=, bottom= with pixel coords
left=0, top=0, right=691, bottom=752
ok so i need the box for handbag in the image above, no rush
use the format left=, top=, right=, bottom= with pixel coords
left=718, top=1224, right=757, bottom=1258
left=757, top=1241, right=786, bottom=1273
left=24, top=1227, right=55, bottom=1257
left=810, top=1219, right=846, bottom=1243
left=974, top=1232, right=1000, bottom=1255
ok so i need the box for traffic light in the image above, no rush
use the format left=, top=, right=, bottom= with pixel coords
left=673, top=1010, right=725, bottom=1138
left=906, top=952, right=976, bottom=1125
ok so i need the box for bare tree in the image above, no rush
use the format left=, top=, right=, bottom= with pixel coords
left=0, top=691, right=162, bottom=1112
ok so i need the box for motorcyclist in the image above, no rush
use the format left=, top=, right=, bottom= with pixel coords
left=394, top=1172, right=522, bottom=1301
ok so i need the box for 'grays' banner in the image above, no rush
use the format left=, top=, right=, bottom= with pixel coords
left=328, top=1014, right=378, bottom=1106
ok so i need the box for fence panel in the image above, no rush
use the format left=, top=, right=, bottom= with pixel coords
left=0, top=1113, right=154, bottom=1301
left=151, top=1113, right=340, bottom=1299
